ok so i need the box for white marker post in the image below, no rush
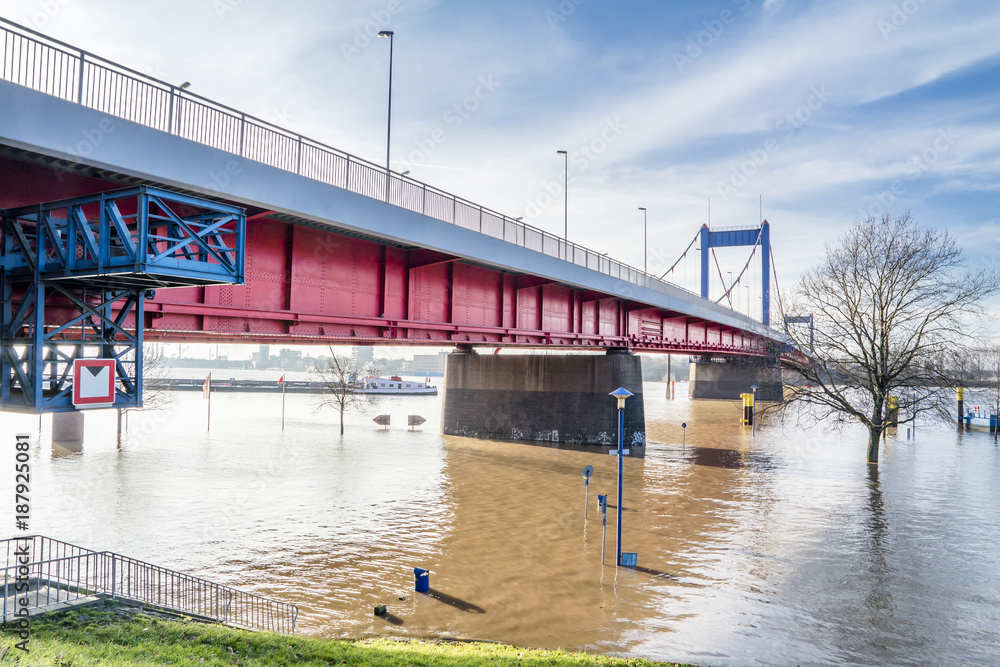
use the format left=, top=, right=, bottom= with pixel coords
left=582, top=465, right=593, bottom=518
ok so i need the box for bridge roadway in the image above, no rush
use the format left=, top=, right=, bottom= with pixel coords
left=0, top=56, right=774, bottom=356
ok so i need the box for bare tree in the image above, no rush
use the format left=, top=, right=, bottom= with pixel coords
left=118, top=342, right=175, bottom=442
left=779, top=213, right=998, bottom=463
left=315, top=349, right=367, bottom=435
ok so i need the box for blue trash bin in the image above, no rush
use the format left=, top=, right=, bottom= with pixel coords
left=413, top=567, right=430, bottom=593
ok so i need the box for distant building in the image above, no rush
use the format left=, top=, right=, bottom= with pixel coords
left=352, top=346, right=374, bottom=368
left=275, top=348, right=304, bottom=371
left=406, top=350, right=448, bottom=376
left=252, top=344, right=270, bottom=370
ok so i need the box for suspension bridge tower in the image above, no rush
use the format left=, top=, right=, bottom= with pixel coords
left=689, top=220, right=782, bottom=400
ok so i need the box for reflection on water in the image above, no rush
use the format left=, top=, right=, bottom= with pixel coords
left=2, top=379, right=999, bottom=665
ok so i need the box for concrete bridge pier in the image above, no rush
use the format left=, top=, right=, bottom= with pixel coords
left=441, top=347, right=645, bottom=448
left=688, top=356, right=783, bottom=401
left=51, top=411, right=84, bottom=456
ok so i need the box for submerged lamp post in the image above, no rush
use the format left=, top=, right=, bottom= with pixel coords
left=609, top=386, right=633, bottom=566
left=750, top=384, right=758, bottom=436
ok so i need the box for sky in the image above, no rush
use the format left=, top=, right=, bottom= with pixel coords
left=2, top=0, right=998, bottom=356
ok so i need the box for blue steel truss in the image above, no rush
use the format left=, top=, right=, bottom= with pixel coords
left=1, top=186, right=245, bottom=413
left=700, top=221, right=771, bottom=326
left=1, top=186, right=245, bottom=288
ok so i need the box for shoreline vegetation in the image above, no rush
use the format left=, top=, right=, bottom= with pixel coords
left=6, top=601, right=694, bottom=666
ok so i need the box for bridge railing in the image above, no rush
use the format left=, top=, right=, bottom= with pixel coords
left=0, top=17, right=700, bottom=301
left=1, top=535, right=298, bottom=634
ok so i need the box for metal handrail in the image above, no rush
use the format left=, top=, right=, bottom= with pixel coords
left=2, top=536, right=297, bottom=634
left=0, top=16, right=702, bottom=302
left=708, top=224, right=761, bottom=233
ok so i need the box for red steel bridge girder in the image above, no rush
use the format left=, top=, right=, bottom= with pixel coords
left=136, top=218, right=766, bottom=355
left=0, top=161, right=767, bottom=355
left=11, top=218, right=769, bottom=354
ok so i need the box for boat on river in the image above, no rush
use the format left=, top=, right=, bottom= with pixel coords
left=961, top=407, right=997, bottom=432
left=354, top=372, right=438, bottom=396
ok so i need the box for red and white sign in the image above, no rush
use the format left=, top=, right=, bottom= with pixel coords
left=72, top=359, right=116, bottom=407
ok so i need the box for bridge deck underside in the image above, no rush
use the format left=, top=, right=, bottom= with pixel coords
left=1, top=156, right=766, bottom=355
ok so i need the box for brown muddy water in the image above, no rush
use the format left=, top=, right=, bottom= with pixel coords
left=2, top=376, right=998, bottom=666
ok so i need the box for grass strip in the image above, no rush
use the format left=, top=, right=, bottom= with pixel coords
left=2, top=601, right=693, bottom=666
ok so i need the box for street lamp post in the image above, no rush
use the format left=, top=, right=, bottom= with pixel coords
left=378, top=30, right=395, bottom=202
left=169, top=81, right=191, bottom=136
left=638, top=207, right=647, bottom=274
left=609, top=387, right=633, bottom=566
left=557, top=150, right=568, bottom=249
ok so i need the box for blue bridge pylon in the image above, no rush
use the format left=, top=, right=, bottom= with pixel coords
left=700, top=221, right=770, bottom=326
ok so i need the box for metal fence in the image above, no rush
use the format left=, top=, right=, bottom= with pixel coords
left=0, top=16, right=696, bottom=300
left=2, top=535, right=297, bottom=634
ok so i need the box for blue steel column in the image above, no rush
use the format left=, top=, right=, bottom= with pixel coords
left=0, top=273, right=8, bottom=405
left=31, top=282, right=44, bottom=410
left=135, top=293, right=144, bottom=407
left=761, top=221, right=770, bottom=326
left=700, top=224, right=710, bottom=299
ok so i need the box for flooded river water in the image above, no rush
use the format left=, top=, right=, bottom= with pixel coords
left=2, top=377, right=999, bottom=666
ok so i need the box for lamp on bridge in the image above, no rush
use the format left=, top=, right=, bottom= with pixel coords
left=556, top=150, right=568, bottom=245
left=638, top=207, right=647, bottom=274
left=378, top=29, right=395, bottom=202
left=169, top=82, right=192, bottom=136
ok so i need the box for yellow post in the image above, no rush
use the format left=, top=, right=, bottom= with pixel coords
left=740, top=393, right=754, bottom=425
left=886, top=395, right=899, bottom=427
left=957, top=387, right=964, bottom=425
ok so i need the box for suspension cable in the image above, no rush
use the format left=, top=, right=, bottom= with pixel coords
left=715, top=226, right=763, bottom=304
left=711, top=249, right=733, bottom=307
left=659, top=227, right=702, bottom=281
left=770, top=245, right=787, bottom=324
